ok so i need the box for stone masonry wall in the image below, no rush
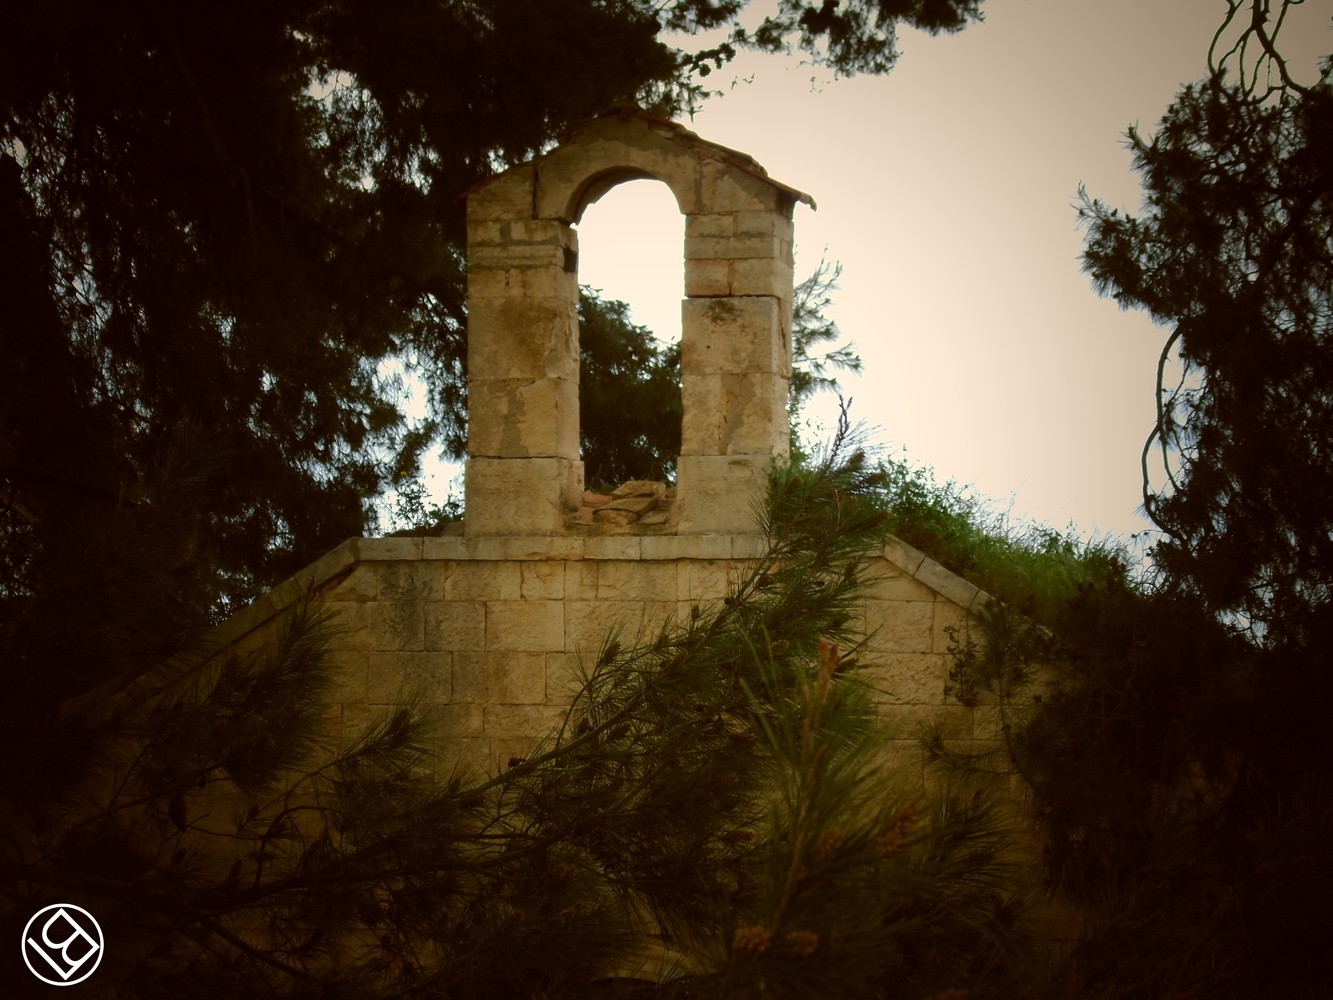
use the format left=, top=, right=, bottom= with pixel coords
left=216, top=532, right=995, bottom=785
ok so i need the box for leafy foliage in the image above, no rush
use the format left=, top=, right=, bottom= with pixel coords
left=0, top=421, right=1032, bottom=999
left=579, top=288, right=683, bottom=491
left=0, top=0, right=979, bottom=611
left=1079, top=14, right=1333, bottom=644
left=919, top=9, right=1333, bottom=993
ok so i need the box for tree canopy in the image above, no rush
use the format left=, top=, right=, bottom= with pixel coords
left=0, top=0, right=985, bottom=614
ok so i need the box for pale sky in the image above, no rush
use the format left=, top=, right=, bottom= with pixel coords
left=419, top=0, right=1332, bottom=544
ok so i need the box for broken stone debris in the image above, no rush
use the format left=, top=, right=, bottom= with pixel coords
left=570, top=480, right=674, bottom=526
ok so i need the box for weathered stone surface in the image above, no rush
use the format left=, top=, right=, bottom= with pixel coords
left=675, top=455, right=771, bottom=535
left=873, top=653, right=952, bottom=705
left=565, top=600, right=644, bottom=655
left=605, top=495, right=657, bottom=515
left=593, top=508, right=637, bottom=526
left=466, top=297, right=578, bottom=382
left=442, top=562, right=522, bottom=602
left=681, top=372, right=790, bottom=457
left=323, top=564, right=377, bottom=602
left=610, top=480, right=667, bottom=499
left=864, top=600, right=936, bottom=655
left=681, top=297, right=784, bottom=376
left=700, top=156, right=789, bottom=213
left=369, top=651, right=451, bottom=703
left=424, top=601, right=486, bottom=652
left=325, top=650, right=369, bottom=704
left=463, top=457, right=583, bottom=536
left=467, top=377, right=580, bottom=459
left=596, top=561, right=677, bottom=602
left=378, top=561, right=447, bottom=602
left=466, top=167, right=534, bottom=221
left=483, top=703, right=566, bottom=740
left=453, top=651, right=546, bottom=705
left=331, top=601, right=425, bottom=652
left=484, top=601, right=564, bottom=652
left=520, top=561, right=565, bottom=601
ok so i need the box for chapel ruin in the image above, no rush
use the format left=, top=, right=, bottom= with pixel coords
left=214, top=109, right=995, bottom=780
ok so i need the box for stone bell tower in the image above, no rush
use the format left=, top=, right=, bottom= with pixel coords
left=462, top=109, right=814, bottom=537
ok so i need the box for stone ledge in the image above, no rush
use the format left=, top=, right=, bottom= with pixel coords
left=213, top=531, right=995, bottom=658
left=881, top=534, right=994, bottom=616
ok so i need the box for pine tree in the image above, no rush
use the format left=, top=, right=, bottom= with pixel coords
left=1, top=419, right=1033, bottom=999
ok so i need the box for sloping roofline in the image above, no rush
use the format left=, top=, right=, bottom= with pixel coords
left=460, top=106, right=816, bottom=211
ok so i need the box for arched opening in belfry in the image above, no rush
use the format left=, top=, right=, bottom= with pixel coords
left=573, top=179, right=684, bottom=492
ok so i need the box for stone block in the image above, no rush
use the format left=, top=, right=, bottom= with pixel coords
left=640, top=535, right=733, bottom=561
left=368, top=651, right=451, bottom=704
left=324, top=650, right=369, bottom=704
left=468, top=264, right=579, bottom=302
left=915, top=557, right=980, bottom=610
left=424, top=601, right=485, bottom=652
left=322, top=563, right=377, bottom=602
left=643, top=601, right=677, bottom=634
left=467, top=377, right=580, bottom=459
left=864, top=570, right=937, bottom=603
left=469, top=244, right=566, bottom=271
left=377, top=561, right=447, bottom=602
left=680, top=372, right=789, bottom=456
left=726, top=256, right=795, bottom=301
left=933, top=602, right=970, bottom=655
left=463, top=457, right=583, bottom=536
left=505, top=536, right=584, bottom=561
left=564, top=601, right=644, bottom=656
left=681, top=297, right=782, bottom=376
left=684, top=213, right=735, bottom=239
left=521, top=561, right=565, bottom=600
left=484, top=601, right=565, bottom=651
left=442, top=561, right=521, bottom=601
left=545, top=651, right=585, bottom=704
left=420, top=539, right=463, bottom=562
left=882, top=535, right=927, bottom=575
left=732, top=536, right=768, bottom=559
left=355, top=537, right=423, bottom=561
left=734, top=211, right=794, bottom=240
left=467, top=167, right=534, bottom=221
left=683, top=258, right=731, bottom=297
left=452, top=651, right=545, bottom=705
left=873, top=653, right=952, bottom=705
left=675, top=455, right=770, bottom=535
left=331, top=601, right=425, bottom=652
left=567, top=561, right=599, bottom=601
left=584, top=536, right=641, bottom=560
left=483, top=703, right=566, bottom=740
left=683, top=235, right=784, bottom=261
left=863, top=600, right=935, bottom=655
left=684, top=560, right=734, bottom=600
left=700, top=157, right=787, bottom=213
left=597, top=561, right=677, bottom=601
left=430, top=703, right=485, bottom=737
left=466, top=297, right=578, bottom=382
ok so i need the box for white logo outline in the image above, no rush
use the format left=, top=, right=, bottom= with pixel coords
left=21, top=903, right=104, bottom=986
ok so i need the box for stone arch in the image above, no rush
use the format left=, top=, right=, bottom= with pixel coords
left=463, top=109, right=813, bottom=536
